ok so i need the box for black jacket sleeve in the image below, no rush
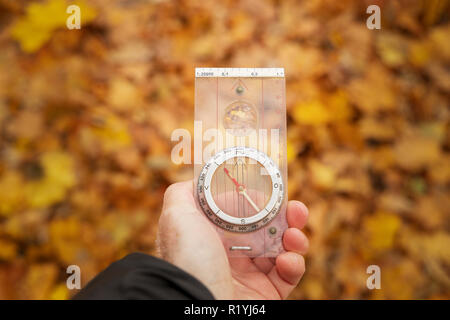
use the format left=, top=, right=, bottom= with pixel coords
left=72, top=252, right=215, bottom=300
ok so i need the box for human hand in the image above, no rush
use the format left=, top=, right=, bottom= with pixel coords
left=157, top=180, right=309, bottom=299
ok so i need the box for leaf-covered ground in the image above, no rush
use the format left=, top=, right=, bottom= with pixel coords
left=0, top=0, right=449, bottom=299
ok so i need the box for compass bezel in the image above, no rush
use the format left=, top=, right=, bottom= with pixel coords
left=197, top=146, right=284, bottom=233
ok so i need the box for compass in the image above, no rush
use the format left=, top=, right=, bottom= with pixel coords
left=197, top=147, right=284, bottom=233
left=194, top=68, right=287, bottom=257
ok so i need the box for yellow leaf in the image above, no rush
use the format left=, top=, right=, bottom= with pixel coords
left=24, top=151, right=76, bottom=208
left=49, top=217, right=83, bottom=264
left=25, top=179, right=67, bottom=208
left=293, top=91, right=351, bottom=126
left=409, top=41, right=431, bottom=67
left=327, top=90, right=353, bottom=122
left=286, top=140, right=296, bottom=164
left=25, top=0, right=67, bottom=29
left=41, top=151, right=76, bottom=189
left=10, top=20, right=53, bottom=53
left=0, top=171, right=24, bottom=216
left=75, top=1, right=97, bottom=24
left=376, top=32, right=409, bottom=68
left=107, top=78, right=143, bottom=112
left=49, top=283, right=69, bottom=300
left=430, top=26, right=450, bottom=61
left=11, top=0, right=66, bottom=53
left=0, top=239, right=18, bottom=261
left=11, top=0, right=96, bottom=53
left=82, top=112, right=131, bottom=152
left=309, top=160, right=336, bottom=190
left=363, top=211, right=401, bottom=255
left=372, top=260, right=424, bottom=300
left=100, top=214, right=132, bottom=247
left=293, top=100, right=330, bottom=125
left=24, top=263, right=58, bottom=299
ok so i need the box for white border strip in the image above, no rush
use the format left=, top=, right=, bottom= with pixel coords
left=195, top=68, right=285, bottom=78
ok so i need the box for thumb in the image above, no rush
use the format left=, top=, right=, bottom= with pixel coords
left=162, top=180, right=197, bottom=213
left=158, top=180, right=207, bottom=260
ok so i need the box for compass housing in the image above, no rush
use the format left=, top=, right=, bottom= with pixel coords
left=197, top=147, right=284, bottom=233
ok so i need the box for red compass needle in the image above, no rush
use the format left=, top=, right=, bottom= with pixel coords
left=224, top=167, right=242, bottom=191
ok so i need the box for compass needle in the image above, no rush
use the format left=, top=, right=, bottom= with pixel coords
left=224, top=166, right=259, bottom=213
left=240, top=189, right=260, bottom=212
left=223, top=167, right=240, bottom=190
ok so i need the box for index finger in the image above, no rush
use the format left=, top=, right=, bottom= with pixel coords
left=286, top=200, right=309, bottom=230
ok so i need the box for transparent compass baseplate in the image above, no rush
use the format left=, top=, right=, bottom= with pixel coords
left=194, top=68, right=288, bottom=257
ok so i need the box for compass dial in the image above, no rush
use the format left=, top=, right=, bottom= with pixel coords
left=197, top=147, right=284, bottom=233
